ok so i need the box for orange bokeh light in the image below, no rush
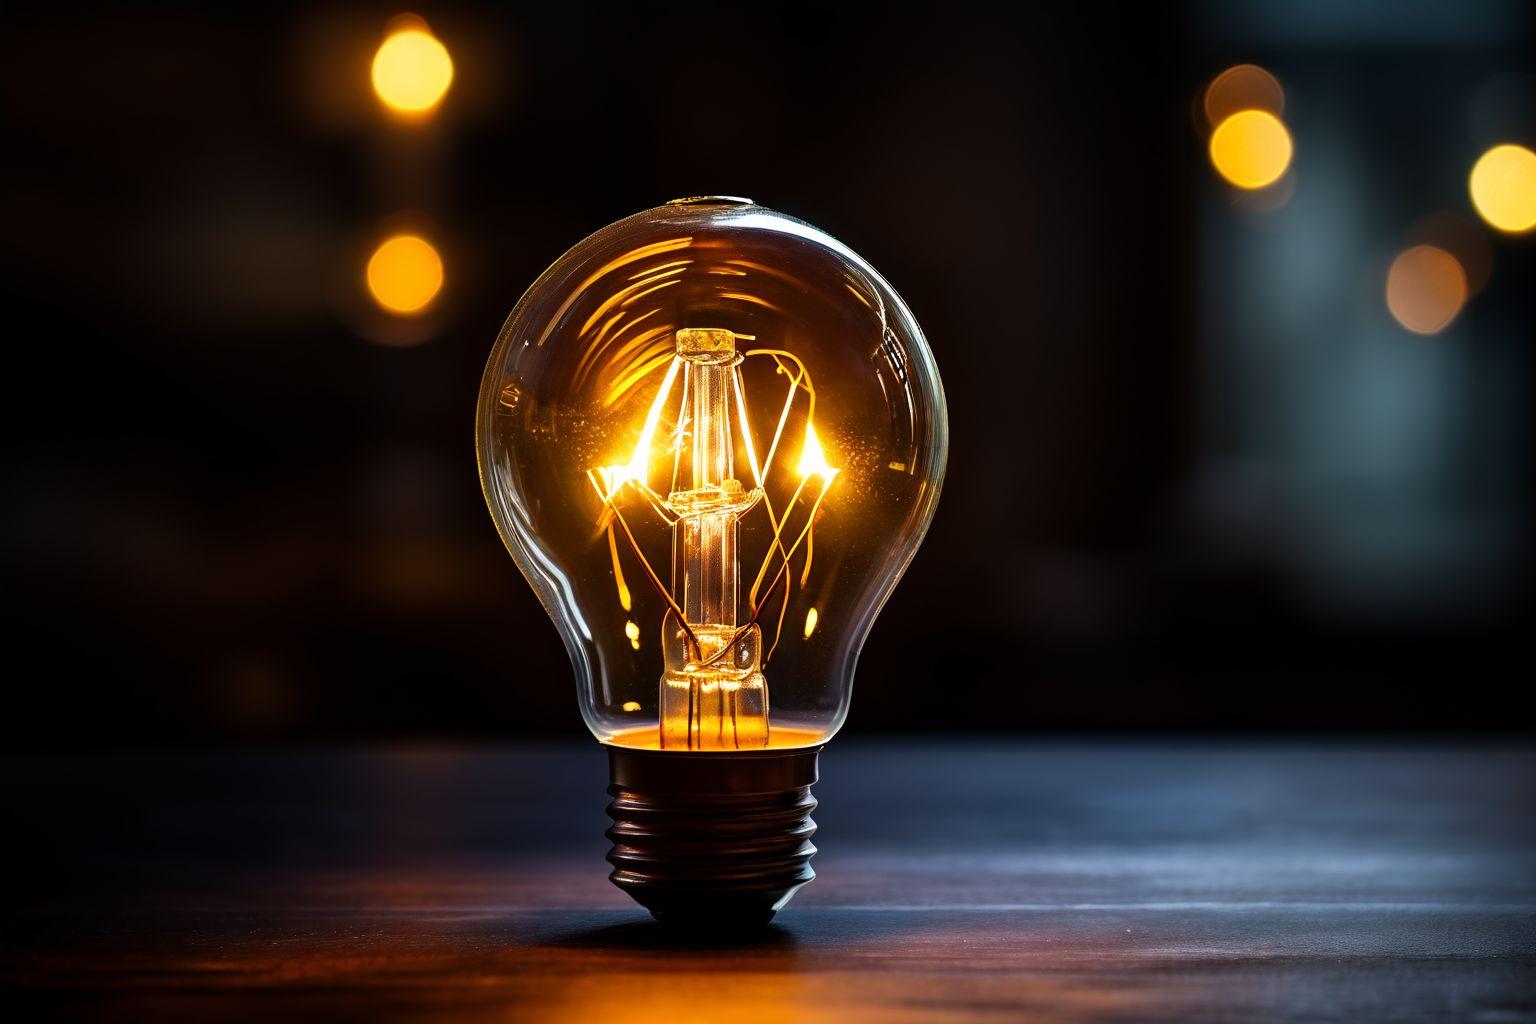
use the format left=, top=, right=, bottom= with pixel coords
left=1204, top=64, right=1285, bottom=128
left=367, top=234, right=444, bottom=315
left=1385, top=245, right=1467, bottom=335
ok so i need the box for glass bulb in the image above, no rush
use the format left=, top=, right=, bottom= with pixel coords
left=477, top=198, right=947, bottom=752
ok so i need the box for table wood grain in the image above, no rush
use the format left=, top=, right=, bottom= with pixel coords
left=5, top=741, right=1534, bottom=1021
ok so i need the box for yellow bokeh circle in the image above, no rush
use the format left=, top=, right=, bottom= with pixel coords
left=367, top=234, right=444, bottom=315
left=1469, top=144, right=1536, bottom=234
left=1209, top=109, right=1293, bottom=190
left=371, top=29, right=453, bottom=113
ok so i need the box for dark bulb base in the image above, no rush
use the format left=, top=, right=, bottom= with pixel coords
left=604, top=743, right=822, bottom=929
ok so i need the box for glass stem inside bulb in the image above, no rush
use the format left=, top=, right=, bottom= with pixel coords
left=685, top=352, right=735, bottom=626
left=661, top=329, right=768, bottom=750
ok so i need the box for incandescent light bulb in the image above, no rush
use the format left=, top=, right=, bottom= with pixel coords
left=476, top=197, right=947, bottom=925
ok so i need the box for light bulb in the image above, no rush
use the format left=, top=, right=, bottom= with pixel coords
left=477, top=197, right=947, bottom=925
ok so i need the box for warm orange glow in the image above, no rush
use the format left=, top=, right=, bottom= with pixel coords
left=1203, top=64, right=1284, bottom=128
left=624, top=620, right=641, bottom=650
left=1210, top=110, right=1293, bottom=189
left=803, top=607, right=819, bottom=639
left=1386, top=245, right=1467, bottom=335
left=1469, top=144, right=1536, bottom=233
left=607, top=724, right=828, bottom=751
left=796, top=422, right=837, bottom=479
left=371, top=25, right=453, bottom=114
left=366, top=234, right=443, bottom=315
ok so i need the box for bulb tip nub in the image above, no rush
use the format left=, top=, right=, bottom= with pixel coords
left=666, top=195, right=754, bottom=207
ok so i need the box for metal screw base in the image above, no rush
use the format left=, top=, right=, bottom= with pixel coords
left=604, top=744, right=821, bottom=928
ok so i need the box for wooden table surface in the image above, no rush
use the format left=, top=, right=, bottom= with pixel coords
left=5, top=741, right=1534, bottom=1021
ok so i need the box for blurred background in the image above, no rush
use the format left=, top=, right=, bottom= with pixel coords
left=2, top=2, right=1531, bottom=747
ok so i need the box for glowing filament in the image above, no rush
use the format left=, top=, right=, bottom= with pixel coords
left=588, top=327, right=839, bottom=751
left=797, top=422, right=838, bottom=479
left=600, top=354, right=683, bottom=499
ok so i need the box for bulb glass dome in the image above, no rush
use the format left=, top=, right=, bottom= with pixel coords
left=477, top=198, right=946, bottom=750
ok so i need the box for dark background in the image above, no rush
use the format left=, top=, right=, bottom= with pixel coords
left=2, top=2, right=1531, bottom=747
